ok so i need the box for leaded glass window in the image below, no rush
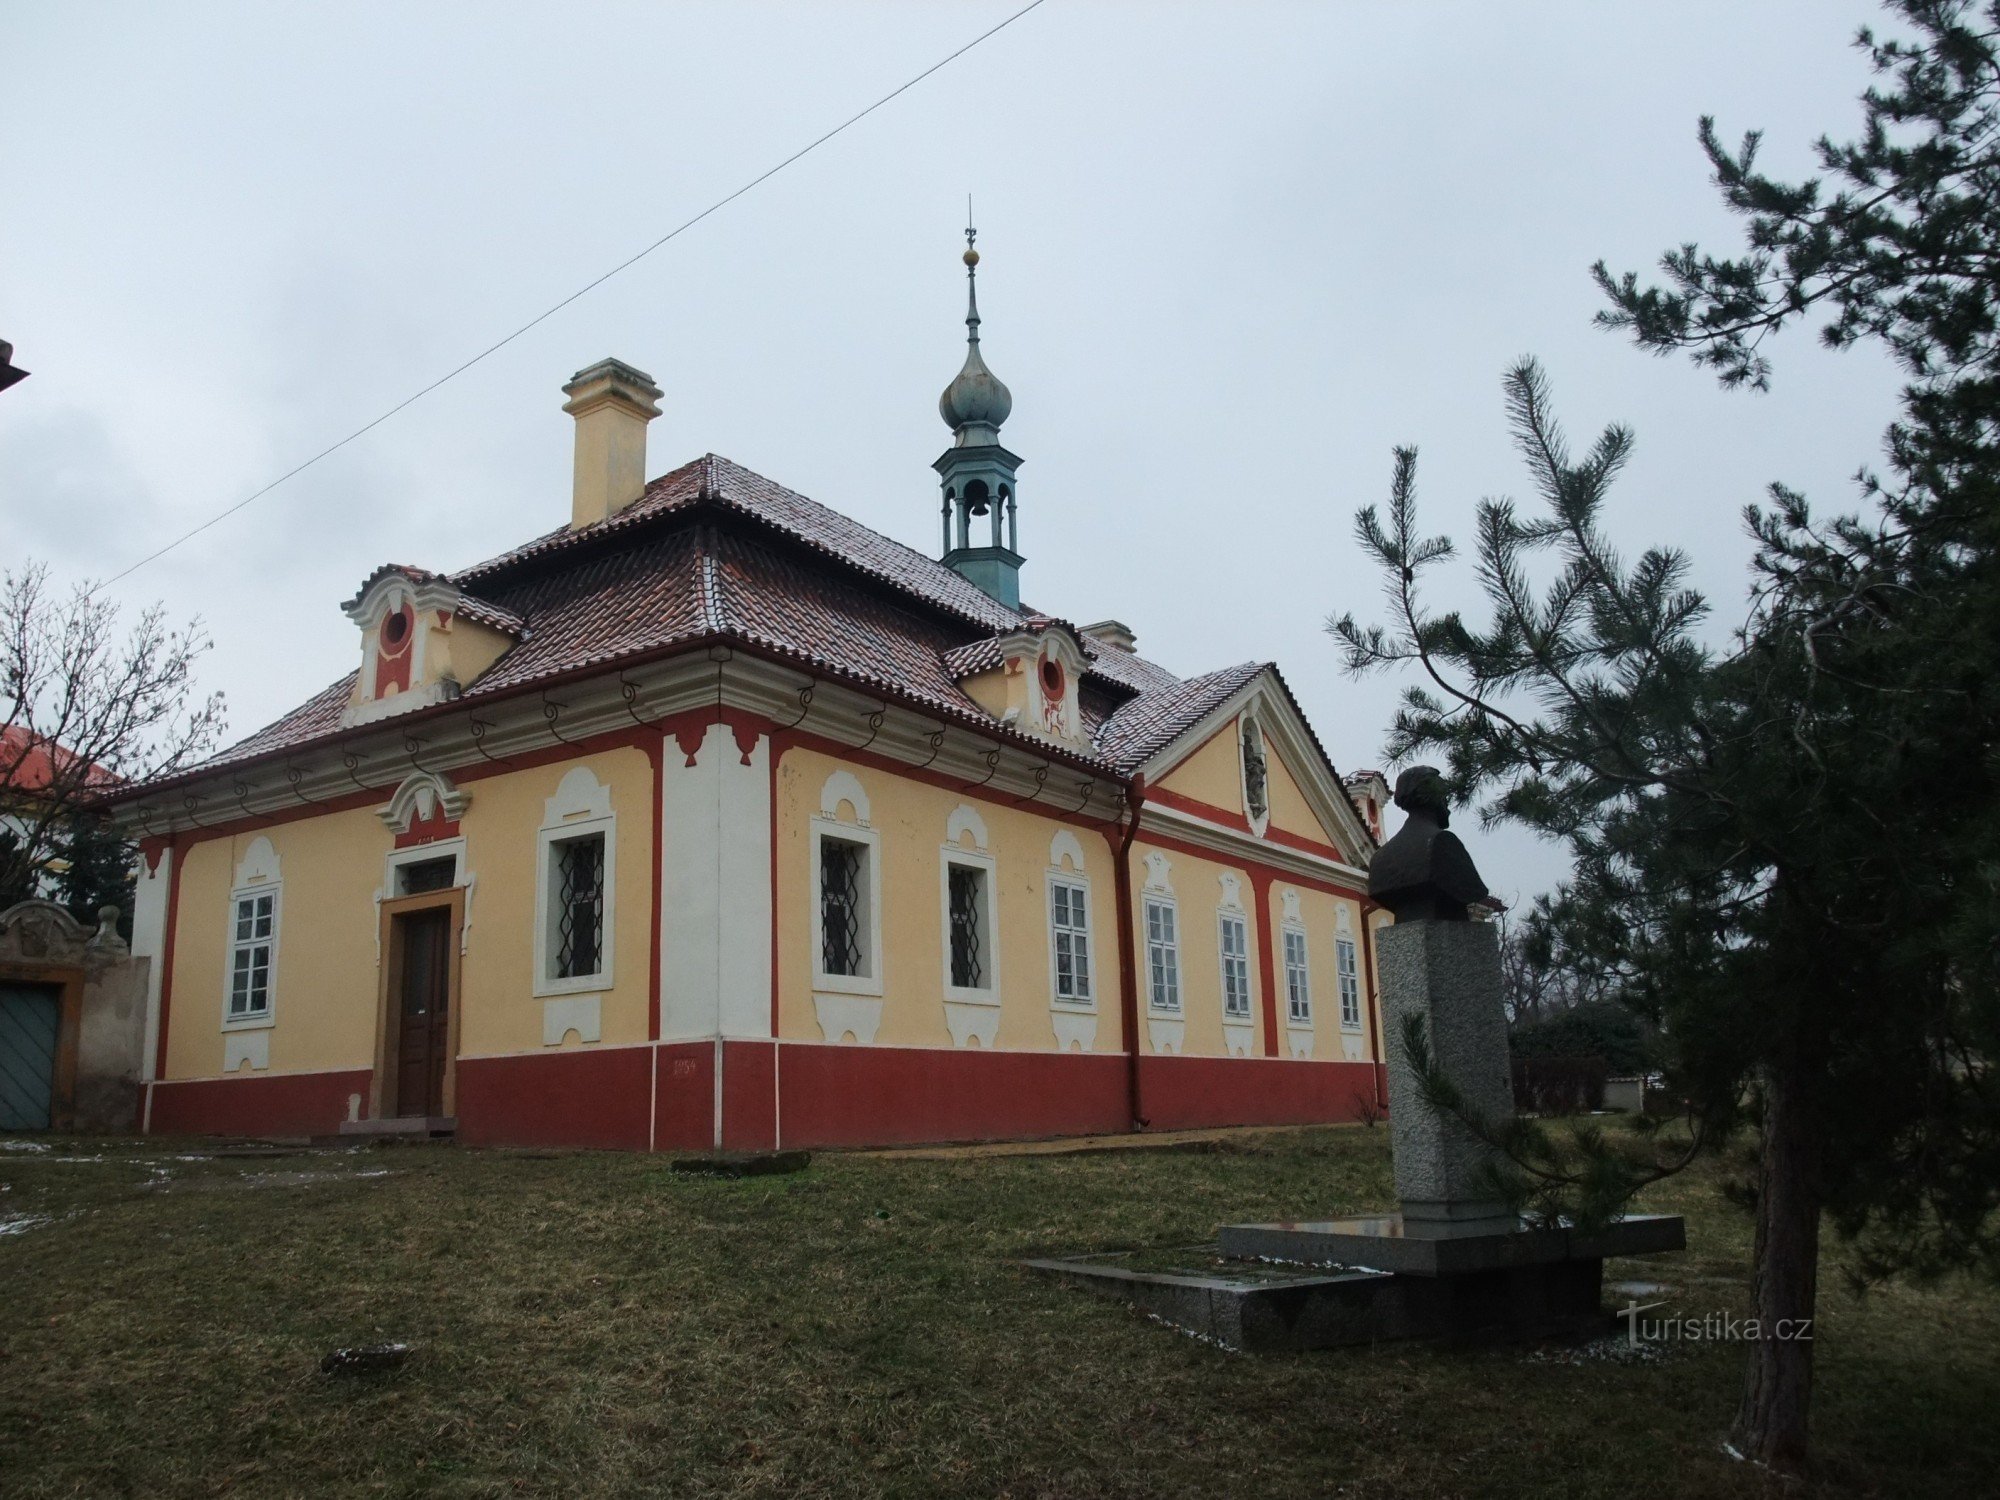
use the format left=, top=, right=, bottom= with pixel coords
left=948, top=865, right=984, bottom=989
left=1051, top=879, right=1091, bottom=1003
left=1220, top=914, right=1252, bottom=1018
left=1144, top=898, right=1180, bottom=1011
left=555, top=833, right=605, bottom=979
left=228, top=890, right=276, bottom=1019
left=821, top=838, right=864, bottom=977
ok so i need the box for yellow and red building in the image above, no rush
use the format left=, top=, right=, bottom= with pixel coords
left=108, top=245, right=1394, bottom=1150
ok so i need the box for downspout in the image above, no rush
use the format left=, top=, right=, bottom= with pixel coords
left=1113, top=774, right=1149, bottom=1131
left=1358, top=900, right=1386, bottom=1112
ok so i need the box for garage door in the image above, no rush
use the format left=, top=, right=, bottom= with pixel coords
left=0, top=982, right=61, bottom=1131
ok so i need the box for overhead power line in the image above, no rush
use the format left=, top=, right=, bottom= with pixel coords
left=101, top=0, right=1051, bottom=589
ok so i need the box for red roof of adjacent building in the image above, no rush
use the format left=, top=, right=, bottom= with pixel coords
left=0, top=724, right=120, bottom=795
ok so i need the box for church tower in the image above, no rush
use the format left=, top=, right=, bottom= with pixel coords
left=935, top=224, right=1024, bottom=609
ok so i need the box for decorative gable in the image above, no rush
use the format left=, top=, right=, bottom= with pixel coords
left=944, top=616, right=1094, bottom=755
left=1141, top=669, right=1376, bottom=867
left=339, top=565, right=523, bottom=728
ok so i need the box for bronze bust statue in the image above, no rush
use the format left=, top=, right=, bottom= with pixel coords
left=1367, top=766, right=1488, bottom=921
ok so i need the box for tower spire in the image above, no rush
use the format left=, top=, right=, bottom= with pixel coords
left=935, top=213, right=1024, bottom=609
left=964, top=207, right=981, bottom=342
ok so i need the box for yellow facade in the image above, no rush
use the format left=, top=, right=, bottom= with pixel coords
left=155, top=720, right=1376, bottom=1115
left=1157, top=722, right=1244, bottom=815
left=1263, top=878, right=1373, bottom=1061
left=1129, top=837, right=1264, bottom=1057
left=1156, top=712, right=1347, bottom=853
left=168, top=814, right=383, bottom=1080
left=1263, top=739, right=1336, bottom=848
left=162, top=746, right=654, bottom=1083
left=774, top=744, right=1126, bottom=1054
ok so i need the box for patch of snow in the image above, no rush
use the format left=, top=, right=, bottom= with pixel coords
left=1524, top=1335, right=1677, bottom=1367
left=0, top=1213, right=52, bottom=1237
left=1143, top=1312, right=1241, bottom=1353
left=1, top=1140, right=51, bottom=1153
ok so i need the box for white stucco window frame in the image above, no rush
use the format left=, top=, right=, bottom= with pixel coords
left=1217, top=909, right=1254, bottom=1021
left=533, top=768, right=617, bottom=999
left=1336, top=932, right=1363, bottom=1032
left=1046, top=871, right=1096, bottom=1010
left=811, top=819, right=883, bottom=999
left=940, top=844, right=999, bottom=1005
left=221, top=836, right=281, bottom=1033
left=1282, top=923, right=1313, bottom=1026
left=221, top=880, right=282, bottom=1033
left=1142, top=894, right=1183, bottom=1015
left=385, top=838, right=465, bottom=895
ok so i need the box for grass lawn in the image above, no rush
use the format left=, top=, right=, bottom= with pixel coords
left=2, top=1123, right=1995, bottom=1499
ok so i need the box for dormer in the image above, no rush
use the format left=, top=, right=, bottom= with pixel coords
left=945, top=616, right=1094, bottom=754
left=1343, top=769, right=1391, bottom=844
left=340, top=565, right=523, bottom=727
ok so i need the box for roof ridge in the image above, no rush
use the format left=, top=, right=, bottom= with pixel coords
left=698, top=454, right=1020, bottom=629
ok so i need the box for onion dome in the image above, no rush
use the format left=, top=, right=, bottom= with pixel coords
left=939, top=240, right=1012, bottom=435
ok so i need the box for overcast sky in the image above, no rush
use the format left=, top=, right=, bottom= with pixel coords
left=1, top=1, right=1907, bottom=905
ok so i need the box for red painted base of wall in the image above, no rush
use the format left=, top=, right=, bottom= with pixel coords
left=148, top=1069, right=373, bottom=1139
left=1137, top=1054, right=1383, bottom=1131
left=773, top=1042, right=1131, bottom=1149
left=455, top=1047, right=654, bottom=1151
left=654, top=1040, right=716, bottom=1152
left=144, top=1047, right=1385, bottom=1152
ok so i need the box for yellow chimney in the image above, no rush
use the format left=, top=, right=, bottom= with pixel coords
left=561, top=357, right=663, bottom=529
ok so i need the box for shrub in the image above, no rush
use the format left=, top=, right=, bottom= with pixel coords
left=1511, top=1055, right=1608, bottom=1116
left=1510, top=1001, right=1652, bottom=1074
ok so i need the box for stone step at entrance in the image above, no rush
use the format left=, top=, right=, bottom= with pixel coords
left=333, top=1116, right=456, bottom=1142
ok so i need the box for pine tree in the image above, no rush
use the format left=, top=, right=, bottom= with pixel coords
left=1335, top=5, right=2000, bottom=1470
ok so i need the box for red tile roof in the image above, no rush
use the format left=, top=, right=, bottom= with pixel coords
left=1, top=725, right=121, bottom=795
left=175, top=454, right=1323, bottom=789
left=1095, top=661, right=1266, bottom=771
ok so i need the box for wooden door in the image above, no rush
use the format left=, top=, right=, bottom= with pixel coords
left=394, top=909, right=452, bottom=1118
left=0, top=982, right=61, bottom=1131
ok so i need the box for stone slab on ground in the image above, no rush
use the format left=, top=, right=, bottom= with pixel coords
left=325, top=1118, right=456, bottom=1145
left=1216, top=1212, right=1687, bottom=1278
left=1024, top=1246, right=1615, bottom=1353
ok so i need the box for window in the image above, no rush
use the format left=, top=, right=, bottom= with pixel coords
left=820, top=836, right=868, bottom=978
left=1220, top=914, right=1252, bottom=1018
left=397, top=855, right=456, bottom=895
left=1284, top=928, right=1312, bottom=1024
left=1144, top=898, right=1181, bottom=1011
left=1050, top=879, right=1092, bottom=1004
left=533, top=766, right=616, bottom=997
left=1337, top=935, right=1361, bottom=1028
left=948, top=864, right=985, bottom=988
left=549, top=832, right=606, bottom=980
left=228, top=889, right=277, bottom=1022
